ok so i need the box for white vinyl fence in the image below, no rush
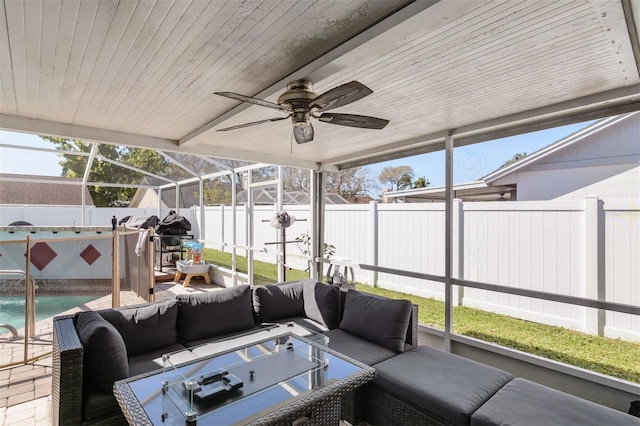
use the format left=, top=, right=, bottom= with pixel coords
left=197, top=199, right=639, bottom=342
left=1, top=198, right=637, bottom=341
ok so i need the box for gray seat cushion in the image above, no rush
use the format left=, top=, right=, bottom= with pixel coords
left=128, top=343, right=193, bottom=377
left=471, top=378, right=640, bottom=426
left=339, top=289, right=412, bottom=352
left=75, top=311, right=129, bottom=394
left=82, top=388, right=120, bottom=422
left=176, top=285, right=255, bottom=342
left=323, top=328, right=400, bottom=366
left=100, top=299, right=178, bottom=357
left=374, top=345, right=513, bottom=425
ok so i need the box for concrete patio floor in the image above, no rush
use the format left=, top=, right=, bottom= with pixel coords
left=0, top=278, right=224, bottom=426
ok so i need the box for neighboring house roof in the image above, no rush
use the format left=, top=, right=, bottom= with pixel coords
left=129, top=182, right=348, bottom=208
left=384, top=112, right=638, bottom=203
left=482, top=113, right=637, bottom=184
left=384, top=181, right=515, bottom=202
left=0, top=173, right=95, bottom=208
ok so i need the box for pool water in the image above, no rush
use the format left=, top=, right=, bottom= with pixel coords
left=0, top=295, right=100, bottom=327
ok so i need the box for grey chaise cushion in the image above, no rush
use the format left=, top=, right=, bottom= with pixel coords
left=75, top=311, right=129, bottom=394
left=324, top=328, right=400, bottom=366
left=100, top=300, right=178, bottom=357
left=128, top=343, right=196, bottom=377
left=176, top=285, right=255, bottom=342
left=303, top=279, right=341, bottom=329
left=339, top=289, right=412, bottom=352
left=373, top=345, right=514, bottom=425
left=471, top=378, right=640, bottom=426
left=252, top=280, right=304, bottom=322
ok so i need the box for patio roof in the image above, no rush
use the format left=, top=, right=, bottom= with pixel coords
left=0, top=0, right=638, bottom=172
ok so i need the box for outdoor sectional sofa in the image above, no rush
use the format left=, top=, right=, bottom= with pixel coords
left=52, top=279, right=418, bottom=425
left=52, top=279, right=638, bottom=426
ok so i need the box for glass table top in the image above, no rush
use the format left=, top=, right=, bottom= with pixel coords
left=118, top=331, right=368, bottom=425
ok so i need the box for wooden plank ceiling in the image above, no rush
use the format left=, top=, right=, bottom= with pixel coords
left=1, top=0, right=639, bottom=171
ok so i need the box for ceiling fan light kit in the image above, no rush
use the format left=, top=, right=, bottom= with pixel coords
left=215, top=80, right=389, bottom=144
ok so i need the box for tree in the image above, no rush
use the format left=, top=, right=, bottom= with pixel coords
left=282, top=167, right=311, bottom=192
left=413, top=176, right=430, bottom=188
left=379, top=165, right=414, bottom=191
left=282, top=166, right=376, bottom=203
left=500, top=152, right=527, bottom=168
left=202, top=181, right=233, bottom=205
left=42, top=136, right=184, bottom=207
left=325, top=167, right=376, bottom=203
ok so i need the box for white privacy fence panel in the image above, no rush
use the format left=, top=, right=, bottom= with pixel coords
left=324, top=205, right=371, bottom=281
left=604, top=207, right=640, bottom=340
left=2, top=197, right=638, bottom=340
left=462, top=202, right=586, bottom=331
left=377, top=203, right=446, bottom=298
left=0, top=205, right=159, bottom=227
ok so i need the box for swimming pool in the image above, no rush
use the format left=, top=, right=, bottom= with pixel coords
left=0, top=295, right=100, bottom=327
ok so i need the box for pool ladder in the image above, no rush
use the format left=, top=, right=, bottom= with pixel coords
left=0, top=324, right=20, bottom=341
left=0, top=269, right=36, bottom=339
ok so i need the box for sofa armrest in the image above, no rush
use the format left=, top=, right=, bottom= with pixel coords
left=52, top=315, right=84, bottom=426
left=406, top=304, right=419, bottom=347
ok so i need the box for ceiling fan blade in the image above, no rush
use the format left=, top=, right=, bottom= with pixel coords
left=217, top=116, right=288, bottom=132
left=215, top=92, right=291, bottom=112
left=309, top=81, right=373, bottom=111
left=293, top=123, right=314, bottom=144
left=317, top=113, right=389, bottom=129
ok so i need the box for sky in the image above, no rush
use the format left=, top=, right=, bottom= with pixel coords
left=0, top=120, right=595, bottom=185
left=367, top=120, right=595, bottom=188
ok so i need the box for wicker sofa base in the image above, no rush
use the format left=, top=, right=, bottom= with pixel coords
left=365, top=384, right=448, bottom=426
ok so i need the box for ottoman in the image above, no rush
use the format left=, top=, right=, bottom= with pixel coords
left=366, top=345, right=514, bottom=425
left=471, top=377, right=640, bottom=426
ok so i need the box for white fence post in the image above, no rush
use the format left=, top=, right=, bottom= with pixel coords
left=369, top=201, right=378, bottom=287
left=220, top=204, right=225, bottom=251
left=453, top=198, right=463, bottom=306
left=585, top=195, right=605, bottom=336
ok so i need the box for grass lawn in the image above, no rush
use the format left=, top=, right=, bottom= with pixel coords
left=203, top=248, right=640, bottom=383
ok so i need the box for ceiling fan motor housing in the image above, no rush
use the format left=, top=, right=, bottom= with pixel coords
left=278, top=80, right=316, bottom=126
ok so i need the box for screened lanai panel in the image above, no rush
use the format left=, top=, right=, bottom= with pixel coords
left=161, top=152, right=233, bottom=177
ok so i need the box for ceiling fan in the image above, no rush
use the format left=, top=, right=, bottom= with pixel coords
left=214, top=80, right=389, bottom=144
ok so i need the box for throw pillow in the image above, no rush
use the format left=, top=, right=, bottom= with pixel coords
left=176, top=285, right=255, bottom=342
left=75, top=311, right=129, bottom=393
left=303, top=279, right=341, bottom=329
left=339, top=290, right=411, bottom=352
left=100, top=300, right=178, bottom=357
left=253, top=281, right=304, bottom=322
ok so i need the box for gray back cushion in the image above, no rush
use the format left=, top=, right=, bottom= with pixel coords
left=339, top=290, right=411, bottom=352
left=75, top=311, right=129, bottom=393
left=176, top=285, right=255, bottom=342
left=252, top=281, right=305, bottom=322
left=303, top=279, right=341, bottom=329
left=100, top=300, right=178, bottom=357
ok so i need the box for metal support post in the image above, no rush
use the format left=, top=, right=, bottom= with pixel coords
left=444, top=131, right=454, bottom=352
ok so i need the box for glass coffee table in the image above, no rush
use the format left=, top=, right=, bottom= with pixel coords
left=114, top=331, right=375, bottom=425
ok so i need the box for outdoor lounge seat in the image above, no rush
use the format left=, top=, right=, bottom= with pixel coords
left=52, top=281, right=418, bottom=425
left=470, top=378, right=640, bottom=426
left=366, top=345, right=514, bottom=425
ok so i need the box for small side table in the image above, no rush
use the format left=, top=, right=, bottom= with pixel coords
left=175, top=270, right=211, bottom=287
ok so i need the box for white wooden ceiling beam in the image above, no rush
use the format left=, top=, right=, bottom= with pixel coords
left=0, top=113, right=324, bottom=170
left=330, top=84, right=640, bottom=169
